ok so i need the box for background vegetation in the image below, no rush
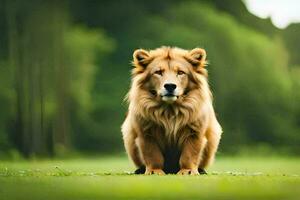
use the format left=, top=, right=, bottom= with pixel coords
left=0, top=0, right=299, bottom=158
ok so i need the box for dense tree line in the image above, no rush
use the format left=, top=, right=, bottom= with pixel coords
left=0, top=0, right=299, bottom=157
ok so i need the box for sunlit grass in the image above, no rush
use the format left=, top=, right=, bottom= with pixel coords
left=0, top=156, right=299, bottom=200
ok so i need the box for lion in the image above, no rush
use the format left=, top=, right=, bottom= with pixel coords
left=121, top=46, right=222, bottom=175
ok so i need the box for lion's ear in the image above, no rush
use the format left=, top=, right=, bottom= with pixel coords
left=185, top=48, right=207, bottom=68
left=133, top=49, right=152, bottom=68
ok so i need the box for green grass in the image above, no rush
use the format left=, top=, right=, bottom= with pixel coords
left=0, top=156, right=299, bottom=200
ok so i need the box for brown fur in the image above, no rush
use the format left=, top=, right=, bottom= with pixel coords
left=121, top=46, right=222, bottom=175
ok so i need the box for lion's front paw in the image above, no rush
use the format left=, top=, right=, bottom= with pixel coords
left=177, top=168, right=199, bottom=175
left=145, top=168, right=165, bottom=175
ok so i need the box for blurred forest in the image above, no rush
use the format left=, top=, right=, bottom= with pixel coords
left=0, top=0, right=299, bottom=158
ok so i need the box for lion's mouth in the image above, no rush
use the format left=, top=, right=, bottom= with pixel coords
left=161, top=94, right=178, bottom=103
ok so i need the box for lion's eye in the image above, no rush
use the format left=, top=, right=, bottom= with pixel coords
left=177, top=70, right=185, bottom=75
left=154, top=70, right=163, bottom=76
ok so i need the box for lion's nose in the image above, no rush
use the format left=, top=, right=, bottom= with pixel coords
left=164, top=83, right=177, bottom=92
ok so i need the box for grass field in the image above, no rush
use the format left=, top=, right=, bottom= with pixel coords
left=0, top=156, right=299, bottom=200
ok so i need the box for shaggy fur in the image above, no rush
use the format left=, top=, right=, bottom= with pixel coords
left=121, top=46, right=222, bottom=175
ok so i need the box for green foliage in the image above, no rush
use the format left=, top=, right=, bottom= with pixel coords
left=65, top=26, right=115, bottom=114
left=0, top=61, right=14, bottom=152
left=282, top=24, right=300, bottom=66
left=0, top=0, right=299, bottom=156
left=63, top=26, right=116, bottom=152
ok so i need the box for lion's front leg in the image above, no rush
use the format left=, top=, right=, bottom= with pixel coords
left=178, top=135, right=205, bottom=175
left=138, top=135, right=165, bottom=175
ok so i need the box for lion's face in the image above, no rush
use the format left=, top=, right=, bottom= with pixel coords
left=147, top=58, right=189, bottom=103
left=132, top=47, right=207, bottom=104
